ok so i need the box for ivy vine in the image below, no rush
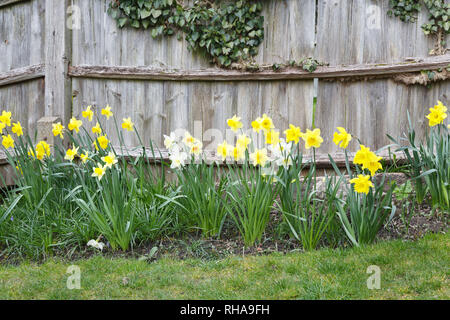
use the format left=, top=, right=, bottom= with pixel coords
left=388, top=0, right=450, bottom=37
left=107, top=0, right=265, bottom=67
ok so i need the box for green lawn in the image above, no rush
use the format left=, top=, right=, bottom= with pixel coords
left=0, top=232, right=448, bottom=299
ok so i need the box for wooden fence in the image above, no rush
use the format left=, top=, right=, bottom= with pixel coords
left=1, top=0, right=449, bottom=164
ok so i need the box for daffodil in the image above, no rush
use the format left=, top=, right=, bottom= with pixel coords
left=251, top=117, right=263, bottom=133
left=0, top=111, right=12, bottom=127
left=261, top=114, right=274, bottom=131
left=92, top=122, right=102, bottom=135
left=64, top=145, right=79, bottom=162
left=276, top=157, right=293, bottom=168
left=122, top=117, right=134, bottom=131
left=35, top=141, right=50, bottom=160
left=82, top=105, right=94, bottom=122
left=231, top=145, right=245, bottom=161
left=190, top=141, right=203, bottom=156
left=426, top=101, right=447, bottom=127
left=2, top=134, right=14, bottom=149
left=183, top=131, right=196, bottom=147
left=333, top=127, right=352, bottom=149
left=250, top=148, right=269, bottom=167
left=11, top=122, right=23, bottom=137
left=227, top=115, right=243, bottom=132
left=94, top=135, right=109, bottom=150
left=68, top=117, right=82, bottom=133
left=236, top=134, right=251, bottom=150
left=169, top=147, right=188, bottom=169
left=362, top=152, right=383, bottom=176
left=350, top=174, right=374, bottom=195
left=101, top=105, right=113, bottom=119
left=101, top=152, right=118, bottom=168
left=302, top=128, right=323, bottom=149
left=92, top=163, right=107, bottom=180
left=353, top=145, right=373, bottom=166
left=284, top=124, right=302, bottom=144
left=80, top=151, right=89, bottom=163
left=87, top=239, right=105, bottom=251
left=217, top=141, right=229, bottom=161
left=52, top=122, right=64, bottom=139
left=265, top=129, right=280, bottom=145
left=164, top=132, right=177, bottom=150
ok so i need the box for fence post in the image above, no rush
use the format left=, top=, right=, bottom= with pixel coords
left=44, top=0, right=72, bottom=127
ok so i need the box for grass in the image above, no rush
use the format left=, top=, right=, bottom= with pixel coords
left=0, top=232, right=448, bottom=300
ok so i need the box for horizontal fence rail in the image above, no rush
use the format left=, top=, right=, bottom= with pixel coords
left=68, top=56, right=450, bottom=82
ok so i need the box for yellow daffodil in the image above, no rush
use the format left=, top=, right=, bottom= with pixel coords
left=251, top=117, right=263, bottom=133
left=35, top=141, right=50, bottom=160
left=101, top=152, right=118, bottom=168
left=250, top=148, right=268, bottom=167
left=333, top=127, right=352, bottom=149
left=284, top=124, right=302, bottom=144
left=302, top=128, right=323, bottom=149
left=0, top=111, right=12, bottom=127
left=94, top=135, right=109, bottom=150
left=0, top=122, right=5, bottom=135
left=362, top=153, right=383, bottom=176
left=11, top=122, right=23, bottom=137
left=68, top=117, right=82, bottom=133
left=353, top=145, right=373, bottom=166
left=265, top=129, right=280, bottom=145
left=52, top=122, right=64, bottom=139
left=64, top=145, right=79, bottom=162
left=350, top=174, right=374, bottom=195
left=80, top=151, right=89, bottom=163
left=261, top=114, right=274, bottom=131
left=82, top=105, right=94, bottom=122
left=122, top=117, right=134, bottom=132
left=236, top=134, right=251, bottom=150
left=2, top=134, right=14, bottom=149
left=426, top=101, right=447, bottom=127
left=91, top=163, right=107, bottom=180
left=101, top=105, right=113, bottom=119
left=227, top=115, right=243, bottom=132
left=92, top=122, right=102, bottom=135
left=231, top=145, right=245, bottom=161
left=217, top=141, right=229, bottom=161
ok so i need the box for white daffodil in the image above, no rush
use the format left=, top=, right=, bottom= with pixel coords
left=169, top=146, right=188, bottom=169
left=87, top=239, right=105, bottom=251
left=164, top=132, right=178, bottom=150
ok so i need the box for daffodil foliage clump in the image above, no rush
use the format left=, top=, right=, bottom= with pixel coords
left=0, top=100, right=448, bottom=258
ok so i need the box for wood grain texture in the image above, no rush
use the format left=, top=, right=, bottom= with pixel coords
left=0, top=0, right=44, bottom=73
left=0, top=0, right=30, bottom=9
left=0, top=78, right=45, bottom=135
left=0, top=64, right=45, bottom=87
left=68, top=55, right=450, bottom=81
left=44, top=0, right=72, bottom=123
left=315, top=0, right=450, bottom=154
left=71, top=79, right=315, bottom=149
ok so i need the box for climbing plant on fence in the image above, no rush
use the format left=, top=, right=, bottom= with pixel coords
left=388, top=0, right=449, bottom=37
left=107, top=0, right=265, bottom=67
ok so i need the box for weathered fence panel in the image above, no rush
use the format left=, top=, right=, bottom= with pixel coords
left=315, top=0, right=449, bottom=153
left=0, top=0, right=45, bottom=135
left=71, top=0, right=317, bottom=148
